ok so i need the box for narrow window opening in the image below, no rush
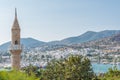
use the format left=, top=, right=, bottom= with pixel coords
left=15, top=40, right=18, bottom=45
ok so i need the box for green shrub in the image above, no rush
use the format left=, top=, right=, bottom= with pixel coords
left=0, top=70, right=39, bottom=80
left=21, top=64, right=43, bottom=77
left=41, top=55, right=97, bottom=80
left=99, top=66, right=120, bottom=80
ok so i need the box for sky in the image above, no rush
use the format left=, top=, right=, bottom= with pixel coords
left=0, top=0, right=120, bottom=44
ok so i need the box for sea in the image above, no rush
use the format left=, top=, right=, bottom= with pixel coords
left=92, top=63, right=120, bottom=74
left=0, top=63, right=120, bottom=74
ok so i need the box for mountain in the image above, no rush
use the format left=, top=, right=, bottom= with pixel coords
left=0, top=38, right=45, bottom=51
left=111, top=33, right=120, bottom=42
left=69, top=32, right=120, bottom=50
left=0, top=30, right=120, bottom=51
left=21, top=38, right=45, bottom=48
left=60, top=30, right=120, bottom=44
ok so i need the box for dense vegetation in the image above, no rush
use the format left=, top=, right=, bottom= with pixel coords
left=99, top=67, right=120, bottom=80
left=0, top=55, right=120, bottom=80
left=0, top=70, right=39, bottom=80
left=41, top=55, right=96, bottom=80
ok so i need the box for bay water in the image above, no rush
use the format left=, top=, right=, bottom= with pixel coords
left=92, top=63, right=120, bottom=74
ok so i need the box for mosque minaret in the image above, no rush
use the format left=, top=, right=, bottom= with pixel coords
left=9, top=8, right=22, bottom=70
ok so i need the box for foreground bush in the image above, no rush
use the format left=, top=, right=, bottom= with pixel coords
left=21, top=64, right=42, bottom=77
left=41, top=55, right=97, bottom=80
left=0, top=70, right=39, bottom=80
left=99, top=67, right=120, bottom=80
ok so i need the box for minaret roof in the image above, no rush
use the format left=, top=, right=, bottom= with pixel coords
left=12, top=8, right=20, bottom=29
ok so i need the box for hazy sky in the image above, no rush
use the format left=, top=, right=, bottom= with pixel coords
left=0, top=0, right=120, bottom=44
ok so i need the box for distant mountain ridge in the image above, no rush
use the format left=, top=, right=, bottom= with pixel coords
left=0, top=38, right=45, bottom=51
left=0, top=30, right=120, bottom=51
left=60, top=30, right=120, bottom=44
left=77, top=32, right=120, bottom=49
left=111, top=33, right=120, bottom=41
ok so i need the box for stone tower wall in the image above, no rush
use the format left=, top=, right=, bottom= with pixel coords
left=10, top=50, right=22, bottom=70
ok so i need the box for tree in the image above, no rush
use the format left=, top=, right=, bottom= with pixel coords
left=21, top=64, right=41, bottom=77
left=42, top=55, right=96, bottom=80
left=99, top=67, right=120, bottom=80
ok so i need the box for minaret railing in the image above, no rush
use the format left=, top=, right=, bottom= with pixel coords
left=9, top=44, right=23, bottom=50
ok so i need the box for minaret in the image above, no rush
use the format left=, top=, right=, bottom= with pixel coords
left=9, top=8, right=22, bottom=70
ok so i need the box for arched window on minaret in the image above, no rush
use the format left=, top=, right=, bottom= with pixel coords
left=15, top=40, right=18, bottom=45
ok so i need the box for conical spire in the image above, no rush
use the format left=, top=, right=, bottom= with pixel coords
left=15, top=8, right=17, bottom=18
left=12, top=8, right=20, bottom=29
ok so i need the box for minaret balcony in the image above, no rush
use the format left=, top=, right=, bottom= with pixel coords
left=9, top=44, right=23, bottom=51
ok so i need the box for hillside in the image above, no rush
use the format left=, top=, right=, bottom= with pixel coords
left=72, top=33, right=120, bottom=50
left=60, top=30, right=120, bottom=44
left=0, top=38, right=45, bottom=51
left=0, top=30, right=120, bottom=51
